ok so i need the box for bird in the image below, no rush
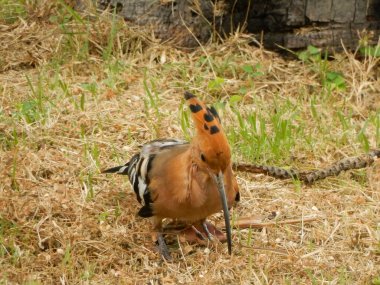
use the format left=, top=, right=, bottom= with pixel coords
left=102, top=91, right=239, bottom=260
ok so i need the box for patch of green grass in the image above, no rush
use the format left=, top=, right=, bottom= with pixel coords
left=355, top=110, right=380, bottom=152
left=359, top=45, right=380, bottom=58
left=24, top=281, right=42, bottom=285
left=298, top=45, right=322, bottom=62
left=98, top=211, right=110, bottom=222
left=305, top=269, right=320, bottom=285
left=228, top=97, right=303, bottom=164
left=357, top=121, right=371, bottom=152
left=79, top=172, right=95, bottom=201
left=179, top=101, right=191, bottom=140
left=338, top=266, right=352, bottom=284
left=15, top=98, right=44, bottom=124
left=57, top=77, right=72, bottom=97
left=81, top=263, right=96, bottom=281
left=298, top=45, right=346, bottom=91
left=0, top=127, right=20, bottom=151
left=10, top=153, right=19, bottom=191
left=51, top=0, right=91, bottom=61
left=12, top=73, right=56, bottom=126
left=371, top=110, right=380, bottom=147
left=143, top=76, right=162, bottom=137
left=241, top=63, right=265, bottom=79
left=372, top=276, right=380, bottom=285
left=323, top=71, right=346, bottom=91
left=0, top=0, right=27, bottom=23
left=102, top=8, right=119, bottom=61
left=207, top=76, right=225, bottom=93
left=0, top=216, right=18, bottom=238
left=48, top=0, right=142, bottom=66
left=0, top=216, right=22, bottom=265
left=78, top=121, right=103, bottom=201
left=213, top=56, right=238, bottom=78
left=81, top=82, right=98, bottom=96
left=61, top=244, right=72, bottom=268
left=103, top=60, right=129, bottom=91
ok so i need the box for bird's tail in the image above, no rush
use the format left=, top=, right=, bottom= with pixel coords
left=101, top=163, right=130, bottom=175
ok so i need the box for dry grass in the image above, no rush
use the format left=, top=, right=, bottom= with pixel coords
left=0, top=2, right=379, bottom=284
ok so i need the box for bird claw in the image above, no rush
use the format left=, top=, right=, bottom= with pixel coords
left=202, top=221, right=214, bottom=241
left=156, top=234, right=172, bottom=261
left=191, top=222, right=214, bottom=241
left=191, top=225, right=207, bottom=240
left=178, top=221, right=226, bottom=244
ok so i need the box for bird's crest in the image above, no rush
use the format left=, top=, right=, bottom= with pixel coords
left=184, top=91, right=231, bottom=172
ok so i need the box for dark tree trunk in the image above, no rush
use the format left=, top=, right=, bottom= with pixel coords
left=90, top=0, right=380, bottom=50
left=233, top=0, right=380, bottom=50
left=95, top=0, right=219, bottom=48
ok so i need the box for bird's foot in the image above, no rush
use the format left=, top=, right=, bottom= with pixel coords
left=180, top=221, right=226, bottom=244
left=191, top=225, right=207, bottom=241
left=199, top=221, right=226, bottom=242
left=155, top=233, right=172, bottom=261
left=202, top=221, right=214, bottom=241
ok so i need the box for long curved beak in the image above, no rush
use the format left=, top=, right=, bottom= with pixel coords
left=214, top=171, right=232, bottom=255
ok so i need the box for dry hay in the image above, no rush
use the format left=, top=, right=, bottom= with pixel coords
left=0, top=2, right=379, bottom=284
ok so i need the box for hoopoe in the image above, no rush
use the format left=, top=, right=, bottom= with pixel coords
left=103, top=91, right=239, bottom=259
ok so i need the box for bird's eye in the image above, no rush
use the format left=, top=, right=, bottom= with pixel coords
left=200, top=154, right=206, bottom=162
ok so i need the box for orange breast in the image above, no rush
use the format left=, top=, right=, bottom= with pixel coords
left=148, top=146, right=238, bottom=222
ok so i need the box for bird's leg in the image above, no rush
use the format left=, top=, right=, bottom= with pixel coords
left=201, top=220, right=214, bottom=241
left=189, top=220, right=215, bottom=241
left=153, top=217, right=172, bottom=261
left=156, top=234, right=171, bottom=261
left=198, top=220, right=227, bottom=242
left=191, top=225, right=207, bottom=241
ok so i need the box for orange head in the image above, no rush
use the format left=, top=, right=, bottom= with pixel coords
left=184, top=91, right=233, bottom=255
left=184, top=91, right=231, bottom=173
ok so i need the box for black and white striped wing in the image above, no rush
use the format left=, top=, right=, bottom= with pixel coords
left=127, top=139, right=188, bottom=217
left=103, top=139, right=189, bottom=216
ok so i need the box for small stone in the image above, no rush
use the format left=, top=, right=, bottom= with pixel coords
left=56, top=248, right=65, bottom=255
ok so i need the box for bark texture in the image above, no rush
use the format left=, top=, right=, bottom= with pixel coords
left=96, top=0, right=220, bottom=48
left=238, top=0, right=380, bottom=50
left=91, top=0, right=380, bottom=50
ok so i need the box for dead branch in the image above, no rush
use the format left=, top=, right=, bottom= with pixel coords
left=226, top=215, right=322, bottom=229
